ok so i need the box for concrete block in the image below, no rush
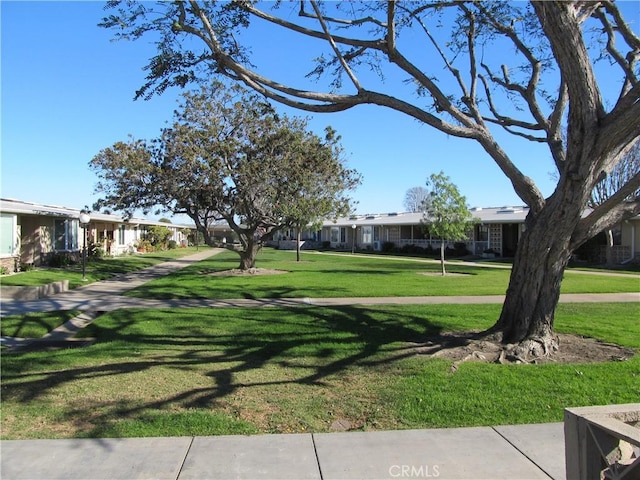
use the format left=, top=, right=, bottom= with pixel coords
left=494, top=423, right=565, bottom=480
left=178, top=434, right=321, bottom=479
left=1, top=437, right=192, bottom=480
left=313, top=427, right=551, bottom=479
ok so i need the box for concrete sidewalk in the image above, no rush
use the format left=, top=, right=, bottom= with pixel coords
left=1, top=423, right=565, bottom=480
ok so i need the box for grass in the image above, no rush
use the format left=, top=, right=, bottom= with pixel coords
left=1, top=303, right=638, bottom=439
left=0, top=311, right=81, bottom=338
left=126, top=248, right=639, bottom=299
left=0, top=247, right=207, bottom=289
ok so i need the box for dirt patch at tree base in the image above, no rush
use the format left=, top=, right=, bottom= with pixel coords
left=413, top=331, right=634, bottom=368
left=418, top=272, right=471, bottom=277
left=208, top=268, right=288, bottom=277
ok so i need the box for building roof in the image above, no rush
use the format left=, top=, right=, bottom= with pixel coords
left=0, top=198, right=190, bottom=229
left=323, top=206, right=530, bottom=227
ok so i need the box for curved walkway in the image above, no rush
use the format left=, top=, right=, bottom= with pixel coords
left=2, top=248, right=638, bottom=318
left=1, top=250, right=638, bottom=480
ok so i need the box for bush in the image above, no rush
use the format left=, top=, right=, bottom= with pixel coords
left=167, top=240, right=178, bottom=250
left=449, top=242, right=470, bottom=257
left=321, top=241, right=331, bottom=249
left=88, top=242, right=104, bottom=259
left=574, top=236, right=603, bottom=263
left=48, top=252, right=76, bottom=268
left=136, top=240, right=154, bottom=253
left=382, top=242, right=395, bottom=252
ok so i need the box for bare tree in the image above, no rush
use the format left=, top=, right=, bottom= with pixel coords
left=590, top=139, right=640, bottom=264
left=100, top=1, right=640, bottom=360
left=404, top=186, right=430, bottom=213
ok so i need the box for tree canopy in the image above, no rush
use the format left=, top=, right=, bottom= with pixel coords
left=100, top=1, right=639, bottom=359
left=422, top=172, right=477, bottom=275
left=91, top=82, right=361, bottom=269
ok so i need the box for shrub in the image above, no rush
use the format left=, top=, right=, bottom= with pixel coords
left=0, top=266, right=8, bottom=275
left=137, top=240, right=154, bottom=253
left=167, top=240, right=178, bottom=250
left=48, top=252, right=75, bottom=268
left=382, top=242, right=395, bottom=252
left=450, top=242, right=470, bottom=257
left=87, top=242, right=104, bottom=259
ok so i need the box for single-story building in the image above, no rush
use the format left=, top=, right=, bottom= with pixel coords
left=317, top=206, right=640, bottom=263
left=0, top=198, right=193, bottom=273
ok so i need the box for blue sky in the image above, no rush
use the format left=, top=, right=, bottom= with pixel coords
left=2, top=1, right=638, bottom=219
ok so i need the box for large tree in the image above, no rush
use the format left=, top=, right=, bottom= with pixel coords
left=91, top=82, right=360, bottom=269
left=100, top=1, right=640, bottom=359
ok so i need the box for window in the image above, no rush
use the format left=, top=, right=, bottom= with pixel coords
left=330, top=227, right=339, bottom=243
left=475, top=224, right=489, bottom=242
left=362, top=226, right=373, bottom=244
left=330, top=227, right=347, bottom=243
left=118, top=225, right=126, bottom=245
left=53, top=218, right=78, bottom=251
left=0, top=214, right=16, bottom=255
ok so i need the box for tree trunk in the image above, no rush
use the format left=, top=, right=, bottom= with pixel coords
left=238, top=240, right=260, bottom=270
left=440, top=241, right=446, bottom=276
left=489, top=202, right=579, bottom=361
left=296, top=229, right=301, bottom=262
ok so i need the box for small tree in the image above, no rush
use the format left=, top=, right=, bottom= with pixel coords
left=423, top=173, right=476, bottom=276
left=277, top=127, right=358, bottom=261
left=147, top=224, right=172, bottom=249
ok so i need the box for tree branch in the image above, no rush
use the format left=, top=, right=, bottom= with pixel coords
left=309, top=0, right=362, bottom=92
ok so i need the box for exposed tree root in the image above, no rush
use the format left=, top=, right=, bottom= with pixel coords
left=501, top=334, right=560, bottom=364
left=413, top=330, right=634, bottom=369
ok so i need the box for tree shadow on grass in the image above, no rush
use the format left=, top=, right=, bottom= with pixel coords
left=1, top=305, right=447, bottom=437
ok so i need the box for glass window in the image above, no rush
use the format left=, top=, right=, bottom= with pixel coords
left=362, top=226, right=373, bottom=244
left=340, top=227, right=346, bottom=243
left=53, top=218, right=78, bottom=251
left=330, top=227, right=340, bottom=243
left=0, top=214, right=15, bottom=255
left=475, top=224, right=489, bottom=242
left=118, top=225, right=126, bottom=244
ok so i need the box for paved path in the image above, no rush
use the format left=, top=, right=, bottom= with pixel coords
left=2, top=423, right=566, bottom=480
left=2, top=247, right=638, bottom=317
left=2, top=249, right=637, bottom=479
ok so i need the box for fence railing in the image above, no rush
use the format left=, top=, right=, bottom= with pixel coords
left=564, top=404, right=639, bottom=480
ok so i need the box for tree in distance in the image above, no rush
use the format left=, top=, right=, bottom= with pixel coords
left=100, top=2, right=639, bottom=361
left=90, top=82, right=361, bottom=270
left=589, top=140, right=640, bottom=265
left=422, top=172, right=477, bottom=276
left=404, top=186, right=430, bottom=213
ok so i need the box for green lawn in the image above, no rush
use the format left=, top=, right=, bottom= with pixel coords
left=0, top=311, right=81, bottom=338
left=1, top=303, right=638, bottom=439
left=0, top=247, right=207, bottom=289
left=126, top=248, right=639, bottom=299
